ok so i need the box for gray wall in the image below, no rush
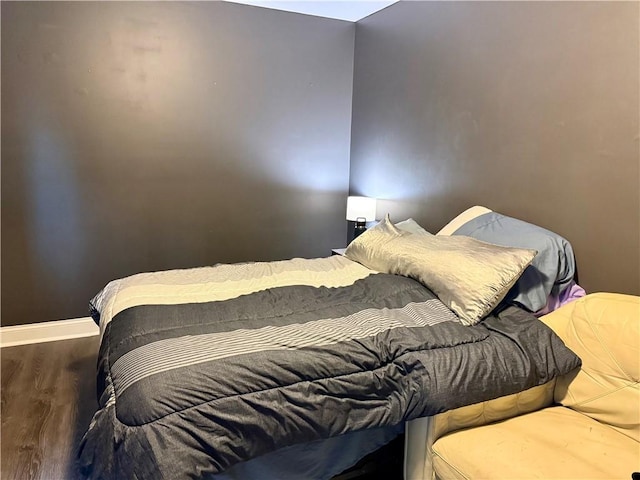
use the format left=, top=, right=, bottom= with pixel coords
left=350, top=1, right=639, bottom=296
left=2, top=2, right=355, bottom=326
left=3, top=1, right=638, bottom=327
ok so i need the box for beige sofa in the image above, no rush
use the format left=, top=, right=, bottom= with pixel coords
left=404, top=292, right=640, bottom=479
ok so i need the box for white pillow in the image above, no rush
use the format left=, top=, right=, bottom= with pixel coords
left=395, top=218, right=430, bottom=235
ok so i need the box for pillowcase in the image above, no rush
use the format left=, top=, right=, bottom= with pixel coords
left=448, top=211, right=578, bottom=312
left=346, top=214, right=409, bottom=273
left=346, top=215, right=537, bottom=325
left=437, top=206, right=492, bottom=236
left=395, top=218, right=430, bottom=235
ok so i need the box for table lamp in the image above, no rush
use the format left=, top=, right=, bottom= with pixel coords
left=346, top=196, right=377, bottom=239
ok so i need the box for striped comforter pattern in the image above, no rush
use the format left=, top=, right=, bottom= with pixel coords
left=78, top=256, right=581, bottom=480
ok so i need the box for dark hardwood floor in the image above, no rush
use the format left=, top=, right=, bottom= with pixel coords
left=1, top=336, right=403, bottom=480
left=1, top=336, right=100, bottom=480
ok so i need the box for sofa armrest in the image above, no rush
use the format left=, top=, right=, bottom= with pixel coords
left=539, top=292, right=640, bottom=442
left=404, top=380, right=555, bottom=480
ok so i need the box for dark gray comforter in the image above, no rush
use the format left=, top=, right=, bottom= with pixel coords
left=78, top=272, right=580, bottom=479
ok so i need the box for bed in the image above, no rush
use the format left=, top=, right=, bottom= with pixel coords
left=78, top=208, right=584, bottom=480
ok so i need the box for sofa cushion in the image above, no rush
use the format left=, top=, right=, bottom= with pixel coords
left=432, top=406, right=640, bottom=480
left=540, top=293, right=640, bottom=441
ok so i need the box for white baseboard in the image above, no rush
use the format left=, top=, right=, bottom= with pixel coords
left=0, top=317, right=99, bottom=348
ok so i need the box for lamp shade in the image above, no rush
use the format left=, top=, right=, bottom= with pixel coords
left=346, top=196, right=376, bottom=222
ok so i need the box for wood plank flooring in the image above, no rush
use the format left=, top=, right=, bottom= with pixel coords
left=1, top=336, right=403, bottom=480
left=1, top=336, right=100, bottom=480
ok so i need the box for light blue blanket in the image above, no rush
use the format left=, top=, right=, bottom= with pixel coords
left=453, top=212, right=577, bottom=312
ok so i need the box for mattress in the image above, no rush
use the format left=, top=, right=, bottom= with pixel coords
left=78, top=255, right=581, bottom=480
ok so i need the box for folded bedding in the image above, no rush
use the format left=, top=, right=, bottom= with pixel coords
left=447, top=209, right=581, bottom=312
left=78, top=255, right=581, bottom=480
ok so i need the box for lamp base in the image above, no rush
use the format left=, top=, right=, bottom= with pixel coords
left=353, top=218, right=367, bottom=239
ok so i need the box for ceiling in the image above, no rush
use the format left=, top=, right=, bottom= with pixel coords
left=223, top=1, right=399, bottom=22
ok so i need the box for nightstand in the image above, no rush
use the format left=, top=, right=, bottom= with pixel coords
left=331, top=248, right=347, bottom=256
